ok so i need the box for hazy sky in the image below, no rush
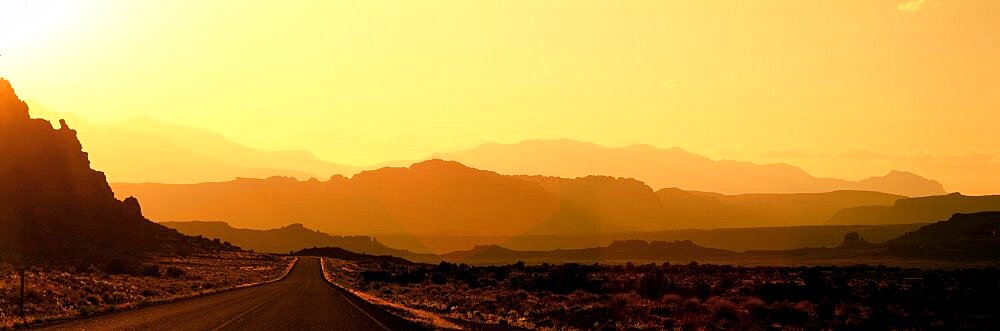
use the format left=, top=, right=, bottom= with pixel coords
left=1, top=0, right=998, bottom=192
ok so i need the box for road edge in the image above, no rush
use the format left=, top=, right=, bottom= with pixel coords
left=317, top=257, right=435, bottom=331
left=24, top=256, right=298, bottom=330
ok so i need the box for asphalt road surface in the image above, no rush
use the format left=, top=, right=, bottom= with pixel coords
left=41, top=257, right=422, bottom=331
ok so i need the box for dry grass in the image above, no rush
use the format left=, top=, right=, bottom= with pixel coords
left=0, top=252, right=293, bottom=329
left=319, top=258, right=1000, bottom=330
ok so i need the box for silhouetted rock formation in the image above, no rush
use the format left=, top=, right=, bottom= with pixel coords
left=440, top=240, right=736, bottom=264
left=161, top=221, right=438, bottom=263
left=349, top=159, right=559, bottom=237
left=837, top=232, right=875, bottom=249
left=730, top=213, right=1000, bottom=263
left=827, top=193, right=1000, bottom=225
left=654, top=189, right=903, bottom=229
left=497, top=223, right=925, bottom=253
left=516, top=175, right=668, bottom=234
left=885, top=212, right=1000, bottom=260
left=0, top=78, right=230, bottom=264
left=291, top=247, right=420, bottom=266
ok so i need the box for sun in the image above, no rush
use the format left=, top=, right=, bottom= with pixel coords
left=0, top=0, right=84, bottom=54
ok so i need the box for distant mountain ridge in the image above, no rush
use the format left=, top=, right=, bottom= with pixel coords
left=441, top=240, right=737, bottom=264
left=114, top=160, right=561, bottom=254
left=479, top=223, right=927, bottom=253
left=827, top=193, right=1000, bottom=225
left=113, top=159, right=912, bottom=253
left=161, top=221, right=438, bottom=263
left=290, top=247, right=423, bottom=266
left=30, top=106, right=357, bottom=184
left=30, top=109, right=944, bottom=197
left=433, top=139, right=946, bottom=196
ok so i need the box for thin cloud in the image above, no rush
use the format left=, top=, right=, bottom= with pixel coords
left=897, top=0, right=941, bottom=12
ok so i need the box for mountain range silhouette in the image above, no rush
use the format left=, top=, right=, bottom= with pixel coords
left=440, top=240, right=737, bottom=264
left=30, top=106, right=357, bottom=183
left=433, top=139, right=947, bottom=196
left=32, top=107, right=946, bottom=196
left=112, top=159, right=934, bottom=254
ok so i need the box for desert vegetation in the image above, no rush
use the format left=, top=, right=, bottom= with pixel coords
left=0, top=252, right=293, bottom=329
left=323, top=257, right=999, bottom=330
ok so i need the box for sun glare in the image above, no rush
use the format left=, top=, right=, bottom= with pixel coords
left=0, top=0, right=82, bottom=53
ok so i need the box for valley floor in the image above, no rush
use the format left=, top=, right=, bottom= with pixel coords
left=321, top=257, right=1000, bottom=330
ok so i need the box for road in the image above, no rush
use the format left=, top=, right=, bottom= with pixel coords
left=42, top=257, right=422, bottom=331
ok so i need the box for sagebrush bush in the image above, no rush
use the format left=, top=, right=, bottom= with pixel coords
left=684, top=297, right=704, bottom=312
left=165, top=267, right=185, bottom=278
left=705, top=296, right=741, bottom=320
left=660, top=293, right=684, bottom=306
left=141, top=265, right=161, bottom=277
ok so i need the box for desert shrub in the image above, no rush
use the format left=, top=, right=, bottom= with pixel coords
left=566, top=305, right=616, bottom=329
left=496, top=290, right=529, bottom=307
left=140, top=265, right=161, bottom=277
left=609, top=291, right=643, bottom=308
left=762, top=301, right=812, bottom=324
left=361, top=270, right=392, bottom=283
left=692, top=280, right=713, bottom=299
left=742, top=296, right=766, bottom=316
left=638, top=270, right=673, bottom=298
left=756, top=282, right=805, bottom=302
left=394, top=270, right=426, bottom=284
left=431, top=272, right=448, bottom=285
left=660, top=293, right=684, bottom=307
left=23, top=285, right=43, bottom=301
left=684, top=297, right=704, bottom=313
left=105, top=258, right=142, bottom=275
left=83, top=294, right=101, bottom=305
left=662, top=317, right=679, bottom=330
left=105, top=291, right=129, bottom=305
left=165, top=267, right=185, bottom=278
left=538, top=263, right=596, bottom=294
left=78, top=305, right=98, bottom=316
left=164, top=284, right=181, bottom=294
left=705, top=296, right=741, bottom=320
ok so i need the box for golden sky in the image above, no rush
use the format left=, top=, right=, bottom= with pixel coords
left=1, top=0, right=998, bottom=193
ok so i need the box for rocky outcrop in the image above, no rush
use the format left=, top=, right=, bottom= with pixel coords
left=0, top=78, right=228, bottom=263
left=827, top=193, right=1000, bottom=225
left=440, top=240, right=736, bottom=264
left=837, top=232, right=875, bottom=249
left=885, top=212, right=1000, bottom=260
